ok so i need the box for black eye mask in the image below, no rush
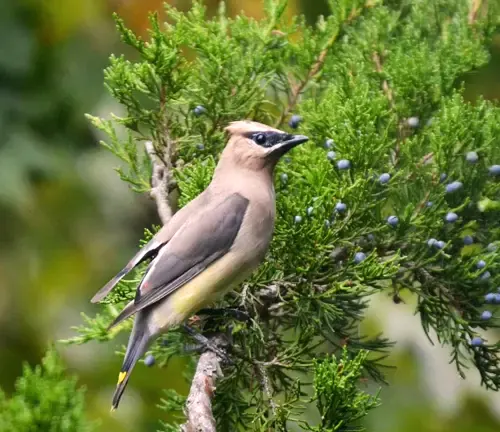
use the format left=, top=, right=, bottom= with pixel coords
left=243, top=131, right=294, bottom=148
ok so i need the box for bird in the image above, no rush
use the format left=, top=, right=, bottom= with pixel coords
left=90, top=120, right=309, bottom=410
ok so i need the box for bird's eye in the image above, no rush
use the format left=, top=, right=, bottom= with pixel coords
left=254, top=133, right=267, bottom=145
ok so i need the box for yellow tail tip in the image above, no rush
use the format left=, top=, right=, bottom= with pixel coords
left=110, top=406, right=116, bottom=413
left=117, top=371, right=127, bottom=385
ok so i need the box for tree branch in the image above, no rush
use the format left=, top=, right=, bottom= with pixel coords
left=372, top=51, right=408, bottom=167
left=372, top=52, right=395, bottom=110
left=145, top=140, right=174, bottom=225
left=468, top=0, right=487, bottom=25
left=275, top=2, right=372, bottom=128
left=181, top=334, right=229, bottom=432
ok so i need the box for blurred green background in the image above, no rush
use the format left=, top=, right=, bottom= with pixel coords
left=0, top=0, right=499, bottom=430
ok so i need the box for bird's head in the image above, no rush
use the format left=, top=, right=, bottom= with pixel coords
left=221, top=121, right=309, bottom=171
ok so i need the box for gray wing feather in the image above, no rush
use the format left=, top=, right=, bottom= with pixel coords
left=108, top=193, right=249, bottom=329
left=91, top=239, right=165, bottom=303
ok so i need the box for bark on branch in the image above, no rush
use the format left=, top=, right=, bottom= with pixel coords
left=145, top=140, right=174, bottom=225
left=181, top=334, right=229, bottom=432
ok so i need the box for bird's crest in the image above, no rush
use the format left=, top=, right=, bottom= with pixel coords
left=225, top=120, right=284, bottom=136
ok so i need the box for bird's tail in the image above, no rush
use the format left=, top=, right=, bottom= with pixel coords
left=111, top=312, right=152, bottom=411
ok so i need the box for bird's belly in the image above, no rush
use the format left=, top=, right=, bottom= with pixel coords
left=154, top=252, right=251, bottom=328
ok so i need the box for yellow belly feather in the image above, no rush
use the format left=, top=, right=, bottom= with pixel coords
left=152, top=252, right=249, bottom=329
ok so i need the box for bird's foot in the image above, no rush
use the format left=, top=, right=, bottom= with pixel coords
left=197, top=307, right=250, bottom=322
left=182, top=325, right=232, bottom=364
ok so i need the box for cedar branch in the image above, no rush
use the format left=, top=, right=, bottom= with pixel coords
left=181, top=334, right=229, bottom=432
left=145, top=141, right=174, bottom=225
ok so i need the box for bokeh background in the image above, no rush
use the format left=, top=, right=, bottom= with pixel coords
left=0, top=0, right=499, bottom=431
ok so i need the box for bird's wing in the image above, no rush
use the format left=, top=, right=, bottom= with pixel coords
left=91, top=237, right=166, bottom=303
left=91, top=189, right=211, bottom=303
left=108, top=192, right=249, bottom=329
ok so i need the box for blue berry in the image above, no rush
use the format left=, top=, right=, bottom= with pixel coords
left=445, top=181, right=463, bottom=193
left=476, top=260, right=486, bottom=269
left=327, top=151, right=336, bottom=161
left=440, top=173, right=448, bottom=183
left=480, top=271, right=491, bottom=281
left=463, top=235, right=474, bottom=245
left=426, top=201, right=433, bottom=207
left=144, top=354, right=155, bottom=367
left=485, top=293, right=496, bottom=303
left=335, top=202, right=347, bottom=213
left=487, top=243, right=497, bottom=252
left=354, top=252, right=366, bottom=263
left=488, top=165, right=500, bottom=176
left=324, top=220, right=331, bottom=228
left=379, top=173, right=391, bottom=184
left=280, top=173, right=288, bottom=183
left=435, top=240, right=445, bottom=249
left=196, top=143, right=205, bottom=151
left=367, top=234, right=375, bottom=242
left=325, top=139, right=334, bottom=149
left=445, top=212, right=458, bottom=223
left=466, top=151, right=479, bottom=163
left=427, top=238, right=437, bottom=248
left=193, top=105, right=206, bottom=116
left=471, top=336, right=483, bottom=347
left=494, top=294, right=500, bottom=304
left=387, top=216, right=399, bottom=227
left=481, top=310, right=492, bottom=320
left=407, top=117, right=420, bottom=128
left=307, top=206, right=314, bottom=216
left=289, top=115, right=302, bottom=129
left=337, top=159, right=351, bottom=170
left=294, top=215, right=302, bottom=224
left=284, top=156, right=291, bottom=164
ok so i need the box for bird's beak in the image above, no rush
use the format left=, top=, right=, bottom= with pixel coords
left=282, top=134, right=309, bottom=150
left=269, top=134, right=309, bottom=158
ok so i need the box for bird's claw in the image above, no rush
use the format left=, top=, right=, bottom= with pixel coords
left=182, top=325, right=233, bottom=365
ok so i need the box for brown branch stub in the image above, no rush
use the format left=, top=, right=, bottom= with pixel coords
left=145, top=140, right=173, bottom=225
left=468, top=0, right=487, bottom=25
left=372, top=52, right=395, bottom=110
left=372, top=51, right=407, bottom=166
left=181, top=334, right=229, bottom=432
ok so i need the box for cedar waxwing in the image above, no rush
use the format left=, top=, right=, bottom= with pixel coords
left=91, top=121, right=308, bottom=410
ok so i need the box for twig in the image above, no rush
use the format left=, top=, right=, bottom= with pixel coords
left=145, top=140, right=173, bottom=225
left=181, top=334, right=229, bottom=432
left=372, top=52, right=395, bottom=110
left=372, top=51, right=406, bottom=166
left=468, top=0, right=487, bottom=25
left=275, top=3, right=371, bottom=127
left=257, top=363, right=277, bottom=415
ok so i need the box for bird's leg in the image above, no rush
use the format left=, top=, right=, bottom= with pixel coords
left=197, top=308, right=250, bottom=322
left=182, top=325, right=232, bottom=364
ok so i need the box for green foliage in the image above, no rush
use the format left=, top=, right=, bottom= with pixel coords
left=301, top=348, right=380, bottom=431
left=0, top=347, right=93, bottom=432
left=69, top=0, right=500, bottom=430
left=157, top=389, right=187, bottom=432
